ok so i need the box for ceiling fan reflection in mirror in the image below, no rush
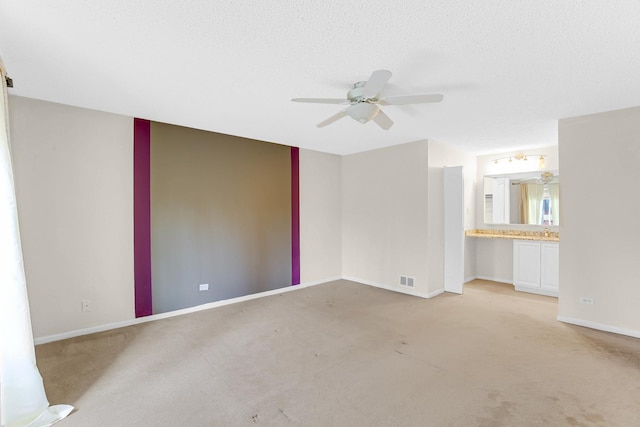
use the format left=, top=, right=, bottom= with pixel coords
left=291, top=70, right=443, bottom=130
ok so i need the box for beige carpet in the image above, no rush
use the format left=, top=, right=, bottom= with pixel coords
left=36, top=280, right=640, bottom=426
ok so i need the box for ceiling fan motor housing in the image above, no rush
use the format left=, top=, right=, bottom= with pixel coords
left=347, top=81, right=374, bottom=103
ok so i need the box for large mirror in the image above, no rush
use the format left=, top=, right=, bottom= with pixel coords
left=484, top=171, right=559, bottom=225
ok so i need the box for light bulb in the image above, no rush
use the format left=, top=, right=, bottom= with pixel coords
left=538, top=156, right=545, bottom=169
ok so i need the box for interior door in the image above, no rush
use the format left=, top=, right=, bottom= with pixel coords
left=444, top=166, right=464, bottom=294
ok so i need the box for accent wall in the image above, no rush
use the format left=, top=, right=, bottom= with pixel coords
left=147, top=121, right=293, bottom=314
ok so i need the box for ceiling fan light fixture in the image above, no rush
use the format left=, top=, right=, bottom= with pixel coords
left=347, top=102, right=380, bottom=124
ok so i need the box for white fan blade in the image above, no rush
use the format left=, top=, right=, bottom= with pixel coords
left=379, top=94, right=444, bottom=106
left=363, top=70, right=392, bottom=98
left=291, top=98, right=349, bottom=104
left=317, top=109, right=349, bottom=128
left=373, top=109, right=393, bottom=130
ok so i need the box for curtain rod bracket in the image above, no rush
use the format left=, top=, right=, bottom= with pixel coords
left=5, top=75, right=13, bottom=88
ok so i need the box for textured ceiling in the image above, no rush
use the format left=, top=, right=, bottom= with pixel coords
left=1, top=1, right=639, bottom=155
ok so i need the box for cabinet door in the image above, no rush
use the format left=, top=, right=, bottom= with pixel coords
left=444, top=166, right=465, bottom=294
left=540, top=242, right=559, bottom=291
left=513, top=240, right=541, bottom=289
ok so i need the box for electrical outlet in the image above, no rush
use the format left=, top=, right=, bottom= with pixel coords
left=199, top=283, right=209, bottom=291
left=81, top=299, right=91, bottom=312
left=580, top=297, right=594, bottom=305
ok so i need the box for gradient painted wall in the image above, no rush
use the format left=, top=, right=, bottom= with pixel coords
left=148, top=122, right=293, bottom=314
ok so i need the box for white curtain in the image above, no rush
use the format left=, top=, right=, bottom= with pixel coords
left=525, top=183, right=544, bottom=225
left=0, top=60, right=72, bottom=426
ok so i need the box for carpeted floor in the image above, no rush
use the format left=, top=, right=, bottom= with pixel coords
left=36, top=279, right=640, bottom=426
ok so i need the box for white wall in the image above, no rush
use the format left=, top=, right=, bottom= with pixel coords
left=558, top=106, right=640, bottom=337
left=342, top=141, right=431, bottom=296
left=341, top=140, right=475, bottom=296
left=299, top=149, right=342, bottom=283
left=474, top=238, right=514, bottom=284
left=10, top=96, right=135, bottom=338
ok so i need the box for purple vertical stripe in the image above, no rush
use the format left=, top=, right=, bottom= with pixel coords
left=291, top=147, right=301, bottom=285
left=134, top=118, right=153, bottom=317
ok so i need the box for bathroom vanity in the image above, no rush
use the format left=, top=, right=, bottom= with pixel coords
left=513, top=239, right=559, bottom=297
left=466, top=229, right=559, bottom=297
left=465, top=167, right=561, bottom=297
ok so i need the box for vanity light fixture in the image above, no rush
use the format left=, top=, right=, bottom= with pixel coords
left=493, top=152, right=546, bottom=169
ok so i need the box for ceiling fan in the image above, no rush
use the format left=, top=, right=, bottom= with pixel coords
left=291, top=70, right=443, bottom=130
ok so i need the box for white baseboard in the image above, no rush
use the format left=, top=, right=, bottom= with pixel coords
left=298, top=276, right=342, bottom=287
left=342, top=276, right=438, bottom=299
left=427, top=288, right=446, bottom=298
left=34, top=278, right=337, bottom=345
left=515, top=286, right=558, bottom=298
left=475, top=275, right=513, bottom=285
left=557, top=316, right=640, bottom=339
left=464, top=276, right=477, bottom=283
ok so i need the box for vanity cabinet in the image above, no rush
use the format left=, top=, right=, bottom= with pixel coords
left=513, top=240, right=559, bottom=297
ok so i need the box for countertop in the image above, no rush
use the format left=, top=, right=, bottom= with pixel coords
left=465, top=229, right=559, bottom=242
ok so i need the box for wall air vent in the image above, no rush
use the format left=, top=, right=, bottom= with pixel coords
left=400, top=276, right=415, bottom=287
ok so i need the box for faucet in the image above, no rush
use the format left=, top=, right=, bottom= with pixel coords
left=544, top=227, right=550, bottom=238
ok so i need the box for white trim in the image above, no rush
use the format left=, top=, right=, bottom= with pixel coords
left=515, top=286, right=558, bottom=298
left=299, top=276, right=342, bottom=287
left=34, top=278, right=336, bottom=345
left=428, top=288, right=446, bottom=298
left=557, top=316, right=640, bottom=339
left=464, top=275, right=477, bottom=283
left=342, top=276, right=436, bottom=299
left=475, top=275, right=513, bottom=285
